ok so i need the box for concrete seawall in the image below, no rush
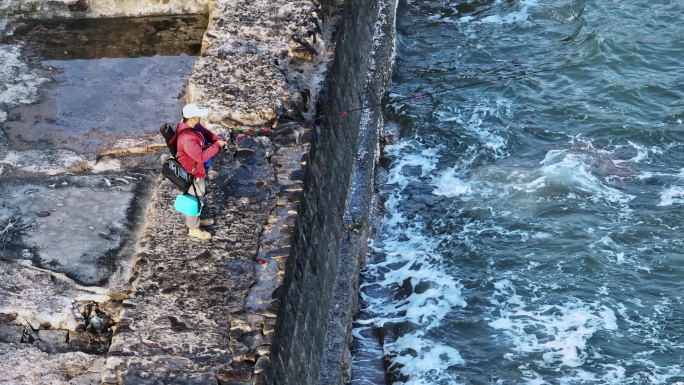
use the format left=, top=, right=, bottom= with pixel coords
left=268, top=0, right=396, bottom=383
left=0, top=0, right=396, bottom=383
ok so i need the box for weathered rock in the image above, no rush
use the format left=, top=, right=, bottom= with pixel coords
left=69, top=355, right=106, bottom=384
left=36, top=329, right=69, bottom=353
left=67, top=371, right=101, bottom=385
left=254, top=355, right=270, bottom=373
left=216, top=362, right=253, bottom=385
left=68, top=331, right=110, bottom=355
left=96, top=3, right=335, bottom=383
left=0, top=323, right=24, bottom=344
left=0, top=343, right=99, bottom=384
left=0, top=313, right=18, bottom=323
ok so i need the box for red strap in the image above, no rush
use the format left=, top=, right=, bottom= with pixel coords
left=171, top=127, right=192, bottom=144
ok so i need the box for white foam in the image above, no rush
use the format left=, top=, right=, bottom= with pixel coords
left=489, top=281, right=619, bottom=369
left=539, top=149, right=634, bottom=205
left=384, top=142, right=440, bottom=188
left=389, top=333, right=465, bottom=385
left=626, top=141, right=649, bottom=163
left=658, top=186, right=684, bottom=206
left=441, top=0, right=539, bottom=28
left=481, top=0, right=538, bottom=25
left=431, top=167, right=471, bottom=197
left=355, top=138, right=467, bottom=383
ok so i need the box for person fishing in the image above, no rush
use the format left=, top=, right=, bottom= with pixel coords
left=176, top=103, right=228, bottom=240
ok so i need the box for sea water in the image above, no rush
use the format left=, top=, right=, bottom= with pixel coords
left=353, top=1, right=684, bottom=384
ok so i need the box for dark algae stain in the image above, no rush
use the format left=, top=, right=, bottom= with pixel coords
left=7, top=15, right=207, bottom=60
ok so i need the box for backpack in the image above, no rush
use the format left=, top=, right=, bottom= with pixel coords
left=160, top=122, right=184, bottom=158
left=160, top=122, right=213, bottom=157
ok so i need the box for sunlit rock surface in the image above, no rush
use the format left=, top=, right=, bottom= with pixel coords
left=188, top=0, right=327, bottom=128
left=0, top=258, right=109, bottom=331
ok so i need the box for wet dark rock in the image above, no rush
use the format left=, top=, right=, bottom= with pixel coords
left=228, top=341, right=250, bottom=361
left=253, top=373, right=267, bottom=385
left=23, top=324, right=39, bottom=342
left=208, top=286, right=230, bottom=293
left=68, top=331, right=111, bottom=354
left=160, top=285, right=181, bottom=295
left=0, top=313, right=18, bottom=323
left=298, top=129, right=313, bottom=145
left=254, top=355, right=270, bottom=373
left=194, top=250, right=213, bottom=261
left=31, top=340, right=54, bottom=353
left=240, top=330, right=264, bottom=352
left=68, top=0, right=89, bottom=12
left=34, top=329, right=68, bottom=352
left=216, top=362, right=253, bottom=385
left=0, top=323, right=25, bottom=344
left=168, top=316, right=190, bottom=331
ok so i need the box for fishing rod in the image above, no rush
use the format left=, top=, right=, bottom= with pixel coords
left=320, top=61, right=608, bottom=121
left=232, top=61, right=609, bottom=142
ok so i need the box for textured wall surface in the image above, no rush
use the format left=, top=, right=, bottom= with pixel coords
left=266, top=0, right=396, bottom=383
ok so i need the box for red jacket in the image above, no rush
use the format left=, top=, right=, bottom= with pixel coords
left=176, top=122, right=222, bottom=178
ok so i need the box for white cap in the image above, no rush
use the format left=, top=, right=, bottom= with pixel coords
left=182, top=104, right=209, bottom=119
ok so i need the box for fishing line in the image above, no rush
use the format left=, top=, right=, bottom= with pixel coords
left=318, top=61, right=608, bottom=122
left=233, top=61, right=609, bottom=142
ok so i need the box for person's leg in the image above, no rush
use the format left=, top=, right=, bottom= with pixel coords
left=186, top=178, right=209, bottom=238
left=195, top=177, right=215, bottom=226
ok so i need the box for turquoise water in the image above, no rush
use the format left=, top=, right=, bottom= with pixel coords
left=353, top=1, right=684, bottom=384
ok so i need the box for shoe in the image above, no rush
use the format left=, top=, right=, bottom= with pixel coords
left=199, top=218, right=215, bottom=226
left=188, top=228, right=211, bottom=240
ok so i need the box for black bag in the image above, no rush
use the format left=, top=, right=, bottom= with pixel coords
left=161, top=158, right=194, bottom=192
left=159, top=122, right=201, bottom=213
left=160, top=122, right=197, bottom=191
left=162, top=159, right=202, bottom=214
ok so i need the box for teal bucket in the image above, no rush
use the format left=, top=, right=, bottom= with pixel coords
left=174, top=194, right=203, bottom=216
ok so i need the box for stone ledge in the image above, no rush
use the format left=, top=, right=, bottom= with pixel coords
left=103, top=0, right=335, bottom=384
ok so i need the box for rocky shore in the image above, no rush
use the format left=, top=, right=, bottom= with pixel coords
left=0, top=0, right=396, bottom=383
